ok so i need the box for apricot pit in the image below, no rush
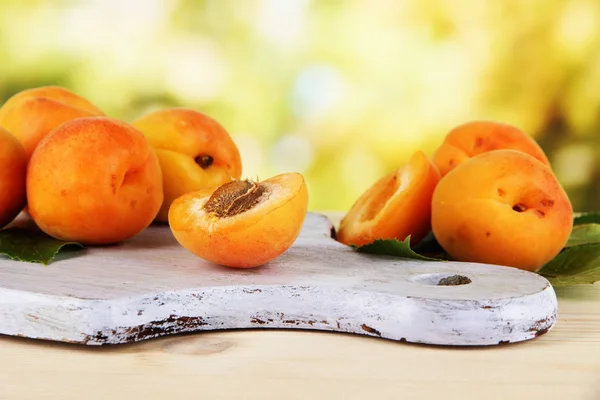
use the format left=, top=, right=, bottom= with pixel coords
left=168, top=172, right=308, bottom=268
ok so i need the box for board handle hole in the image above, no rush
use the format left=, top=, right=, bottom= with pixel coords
left=410, top=273, right=472, bottom=286
left=437, top=275, right=472, bottom=286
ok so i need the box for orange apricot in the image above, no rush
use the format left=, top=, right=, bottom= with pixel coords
left=0, top=127, right=27, bottom=228
left=336, top=150, right=441, bottom=247
left=168, top=172, right=308, bottom=268
left=431, top=149, right=573, bottom=272
left=432, top=120, right=551, bottom=177
left=0, top=86, right=105, bottom=158
left=27, top=117, right=163, bottom=245
left=132, top=108, right=242, bottom=222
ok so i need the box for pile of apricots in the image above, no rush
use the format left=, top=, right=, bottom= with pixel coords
left=337, top=121, right=573, bottom=272
left=0, top=85, right=573, bottom=272
left=0, top=86, right=308, bottom=268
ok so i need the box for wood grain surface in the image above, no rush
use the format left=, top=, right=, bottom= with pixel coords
left=1, top=212, right=600, bottom=400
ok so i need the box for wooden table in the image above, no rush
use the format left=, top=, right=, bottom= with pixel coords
left=1, top=213, right=600, bottom=400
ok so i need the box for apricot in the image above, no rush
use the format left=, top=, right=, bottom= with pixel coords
left=431, top=149, right=573, bottom=272
left=132, top=108, right=242, bottom=222
left=0, top=86, right=105, bottom=158
left=432, top=120, right=551, bottom=177
left=168, top=172, right=308, bottom=268
left=27, top=117, right=163, bottom=245
left=0, top=127, right=27, bottom=228
left=336, top=150, right=441, bottom=247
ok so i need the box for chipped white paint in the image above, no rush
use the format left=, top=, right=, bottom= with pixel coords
left=0, top=213, right=557, bottom=346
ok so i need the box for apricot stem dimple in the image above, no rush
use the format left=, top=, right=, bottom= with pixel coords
left=195, top=154, right=214, bottom=169
left=203, top=180, right=268, bottom=218
left=512, top=203, right=528, bottom=212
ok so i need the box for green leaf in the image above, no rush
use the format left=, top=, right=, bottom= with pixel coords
left=0, top=228, right=84, bottom=265
left=352, top=236, right=446, bottom=262
left=565, top=224, right=600, bottom=247
left=538, top=243, right=600, bottom=287
left=573, top=211, right=600, bottom=226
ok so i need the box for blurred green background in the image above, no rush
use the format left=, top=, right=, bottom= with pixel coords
left=1, top=0, right=599, bottom=212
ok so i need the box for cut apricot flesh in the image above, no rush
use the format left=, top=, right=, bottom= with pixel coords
left=336, top=151, right=441, bottom=247
left=168, top=172, right=309, bottom=268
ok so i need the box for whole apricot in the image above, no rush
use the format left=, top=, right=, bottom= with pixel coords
left=168, top=172, right=308, bottom=268
left=337, top=150, right=441, bottom=247
left=431, top=149, right=573, bottom=272
left=27, top=117, right=163, bottom=245
left=0, top=86, right=105, bottom=158
left=132, top=108, right=242, bottom=222
left=432, top=120, right=550, bottom=177
left=0, top=127, right=27, bottom=228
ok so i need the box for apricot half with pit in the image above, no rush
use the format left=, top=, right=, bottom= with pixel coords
left=336, top=150, right=441, bottom=247
left=432, top=120, right=551, bottom=177
left=168, top=172, right=308, bottom=268
left=431, top=149, right=573, bottom=272
left=0, top=127, right=27, bottom=228
left=132, top=108, right=242, bottom=222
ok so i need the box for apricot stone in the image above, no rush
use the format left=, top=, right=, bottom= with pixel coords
left=132, top=108, right=242, bottom=222
left=432, top=120, right=550, bottom=177
left=0, top=86, right=105, bottom=159
left=168, top=172, right=308, bottom=268
left=27, top=117, right=163, bottom=245
left=337, top=151, right=441, bottom=247
left=0, top=127, right=27, bottom=228
left=431, top=149, right=573, bottom=272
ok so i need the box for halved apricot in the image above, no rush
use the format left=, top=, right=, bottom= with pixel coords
left=336, top=150, right=441, bottom=247
left=168, top=172, right=308, bottom=268
left=431, top=149, right=573, bottom=272
left=432, top=120, right=551, bottom=177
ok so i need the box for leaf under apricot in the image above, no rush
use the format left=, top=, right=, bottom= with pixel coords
left=352, top=236, right=446, bottom=262
left=0, top=227, right=84, bottom=266
left=351, top=219, right=600, bottom=287
left=537, top=243, right=600, bottom=287
left=565, top=224, right=600, bottom=247
left=573, top=211, right=600, bottom=226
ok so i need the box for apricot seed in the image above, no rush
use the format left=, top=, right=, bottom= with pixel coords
left=168, top=172, right=308, bottom=268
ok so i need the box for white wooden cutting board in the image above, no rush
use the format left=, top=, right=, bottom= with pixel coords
left=0, top=212, right=557, bottom=346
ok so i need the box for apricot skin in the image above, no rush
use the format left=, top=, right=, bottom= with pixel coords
left=168, top=173, right=308, bottom=268
left=431, top=149, right=573, bottom=272
left=0, top=127, right=27, bottom=228
left=337, top=151, right=441, bottom=247
left=132, top=108, right=242, bottom=222
left=26, top=117, right=164, bottom=245
left=433, top=120, right=551, bottom=177
left=0, top=86, right=105, bottom=158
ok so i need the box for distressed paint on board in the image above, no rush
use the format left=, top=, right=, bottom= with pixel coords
left=0, top=213, right=557, bottom=346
